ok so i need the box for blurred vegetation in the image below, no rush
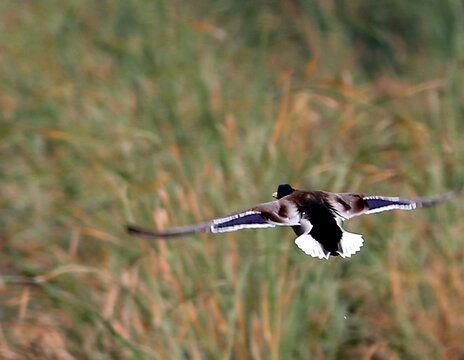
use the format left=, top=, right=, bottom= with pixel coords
left=1, top=0, right=464, bottom=359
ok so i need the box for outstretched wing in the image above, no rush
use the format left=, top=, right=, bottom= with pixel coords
left=362, top=191, right=459, bottom=214
left=328, top=189, right=459, bottom=220
left=126, top=199, right=300, bottom=239
left=127, top=210, right=275, bottom=238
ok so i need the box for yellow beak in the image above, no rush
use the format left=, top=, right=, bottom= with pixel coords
left=272, top=192, right=278, bottom=199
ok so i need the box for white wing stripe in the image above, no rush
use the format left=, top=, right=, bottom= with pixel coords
left=212, top=211, right=262, bottom=225
left=211, top=211, right=275, bottom=233
left=211, top=223, right=274, bottom=233
left=364, top=204, right=416, bottom=214
left=363, top=196, right=417, bottom=214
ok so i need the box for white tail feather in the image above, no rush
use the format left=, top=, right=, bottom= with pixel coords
left=295, top=234, right=330, bottom=260
left=337, top=231, right=364, bottom=258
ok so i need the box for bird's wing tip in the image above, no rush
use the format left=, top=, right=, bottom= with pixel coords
left=126, top=224, right=161, bottom=238
left=435, top=186, right=462, bottom=203
left=126, top=224, right=138, bottom=233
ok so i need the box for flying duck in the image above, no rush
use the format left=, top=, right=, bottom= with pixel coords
left=127, top=184, right=458, bottom=260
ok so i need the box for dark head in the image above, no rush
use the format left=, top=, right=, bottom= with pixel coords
left=272, top=184, right=296, bottom=199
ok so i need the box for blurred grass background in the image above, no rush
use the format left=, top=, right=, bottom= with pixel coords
left=1, top=0, right=464, bottom=358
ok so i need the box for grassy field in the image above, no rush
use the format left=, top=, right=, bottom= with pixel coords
left=1, top=1, right=464, bottom=359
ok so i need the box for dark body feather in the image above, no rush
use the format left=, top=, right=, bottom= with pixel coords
left=302, top=201, right=343, bottom=255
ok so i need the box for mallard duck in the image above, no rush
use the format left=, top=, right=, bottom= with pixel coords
left=127, top=184, right=458, bottom=260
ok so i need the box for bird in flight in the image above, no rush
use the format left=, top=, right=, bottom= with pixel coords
left=127, top=184, right=458, bottom=260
